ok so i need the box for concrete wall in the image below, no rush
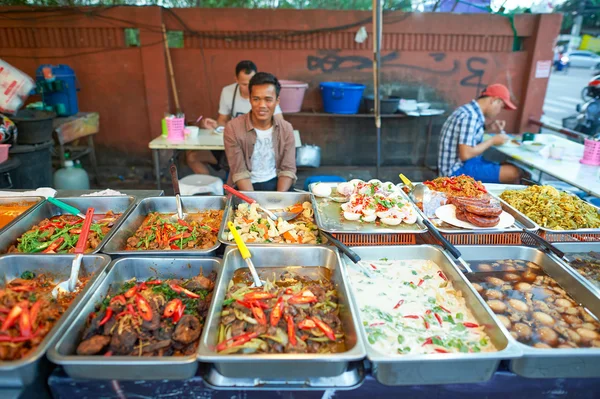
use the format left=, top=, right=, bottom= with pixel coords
left=0, top=7, right=562, bottom=167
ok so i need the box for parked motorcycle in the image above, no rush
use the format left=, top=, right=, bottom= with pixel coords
left=562, top=76, right=600, bottom=136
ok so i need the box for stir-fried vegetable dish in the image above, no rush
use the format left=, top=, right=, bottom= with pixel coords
left=0, top=270, right=90, bottom=360
left=76, top=272, right=216, bottom=356
left=347, top=259, right=496, bottom=355
left=216, top=267, right=345, bottom=354
left=228, top=203, right=321, bottom=244
left=423, top=175, right=487, bottom=198
left=125, top=211, right=223, bottom=251
left=8, top=212, right=121, bottom=254
left=500, top=185, right=600, bottom=230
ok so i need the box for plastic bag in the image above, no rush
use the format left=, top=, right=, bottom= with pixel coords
left=0, top=59, right=35, bottom=115
left=0, top=115, right=16, bottom=144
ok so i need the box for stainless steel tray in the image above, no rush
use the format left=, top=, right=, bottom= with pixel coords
left=309, top=182, right=428, bottom=234
left=0, top=196, right=44, bottom=234
left=458, top=245, right=600, bottom=378
left=338, top=245, right=520, bottom=386
left=203, top=361, right=365, bottom=390
left=102, top=196, right=225, bottom=256
left=48, top=256, right=222, bottom=381
left=198, top=246, right=366, bottom=379
left=549, top=242, right=600, bottom=299
left=219, top=191, right=325, bottom=246
left=405, top=183, right=538, bottom=234
left=0, top=196, right=136, bottom=255
left=496, top=187, right=600, bottom=235
left=0, top=254, right=111, bottom=388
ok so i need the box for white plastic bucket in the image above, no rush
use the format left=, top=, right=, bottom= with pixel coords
left=279, top=80, right=308, bottom=113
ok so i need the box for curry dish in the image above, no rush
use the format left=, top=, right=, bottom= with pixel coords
left=0, top=202, right=36, bottom=229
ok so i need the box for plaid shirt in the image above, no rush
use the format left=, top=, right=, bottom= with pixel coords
left=438, top=100, right=485, bottom=176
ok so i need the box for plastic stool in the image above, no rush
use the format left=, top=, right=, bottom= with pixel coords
left=304, top=175, right=346, bottom=191
left=179, top=174, right=223, bottom=196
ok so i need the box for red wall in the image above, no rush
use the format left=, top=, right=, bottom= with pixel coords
left=0, top=7, right=562, bottom=163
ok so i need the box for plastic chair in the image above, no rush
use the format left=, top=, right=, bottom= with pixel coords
left=303, top=175, right=346, bottom=191
left=179, top=174, right=223, bottom=196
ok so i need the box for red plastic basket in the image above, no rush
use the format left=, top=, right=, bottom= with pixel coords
left=581, top=139, right=600, bottom=165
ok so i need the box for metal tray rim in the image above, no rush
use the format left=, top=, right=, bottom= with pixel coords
left=48, top=256, right=223, bottom=369
left=197, top=246, right=366, bottom=362
left=338, top=244, right=522, bottom=364
left=309, top=182, right=429, bottom=235
left=0, top=196, right=46, bottom=235
left=0, top=254, right=112, bottom=372
left=549, top=242, right=600, bottom=300
left=102, top=196, right=225, bottom=256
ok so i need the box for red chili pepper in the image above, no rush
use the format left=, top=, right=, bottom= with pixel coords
left=438, top=305, right=451, bottom=314
left=216, top=332, right=259, bottom=352
left=1, top=304, right=23, bottom=331
left=99, top=308, right=113, bottom=326
left=168, top=233, right=191, bottom=243
left=369, top=263, right=378, bottom=270
left=403, top=315, right=419, bottom=319
left=138, top=282, right=148, bottom=291
left=135, top=294, right=153, bottom=322
left=298, top=319, right=317, bottom=330
left=435, top=348, right=449, bottom=353
left=422, top=316, right=430, bottom=330
left=286, top=315, right=297, bottom=346
left=422, top=337, right=433, bottom=346
left=270, top=297, right=284, bottom=327
left=163, top=299, right=182, bottom=318
left=417, top=279, right=424, bottom=286
left=437, top=271, right=447, bottom=281
left=0, top=307, right=10, bottom=314
left=251, top=302, right=267, bottom=325
left=42, top=237, right=65, bottom=253
left=19, top=307, right=32, bottom=338
left=435, top=313, right=443, bottom=326
left=0, top=335, right=33, bottom=343
left=284, top=288, right=293, bottom=295
left=110, top=295, right=127, bottom=306
left=145, top=280, right=162, bottom=285
left=288, top=295, right=318, bottom=305
left=425, top=309, right=432, bottom=315
left=311, top=317, right=336, bottom=341
left=124, top=286, right=138, bottom=299
left=369, top=322, right=385, bottom=327
left=244, top=292, right=275, bottom=301
left=463, top=322, right=479, bottom=328
left=178, top=219, right=191, bottom=229
left=27, top=300, right=39, bottom=332
left=169, top=283, right=200, bottom=299
left=393, top=300, right=404, bottom=309
left=172, top=302, right=185, bottom=323
left=9, top=285, right=35, bottom=292
left=69, top=229, right=82, bottom=234
left=170, top=245, right=180, bottom=250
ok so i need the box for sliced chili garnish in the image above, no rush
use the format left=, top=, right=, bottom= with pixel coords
left=393, top=299, right=404, bottom=309
left=286, top=315, right=297, bottom=346
left=298, top=319, right=317, bottom=330
left=168, top=233, right=191, bottom=243
left=1, top=304, right=23, bottom=331
left=434, top=313, right=443, bottom=326
left=438, top=305, right=452, bottom=314
left=417, top=279, right=424, bottom=286
left=169, top=283, right=200, bottom=299
left=124, top=286, right=138, bottom=299
left=437, top=271, right=448, bottom=281
left=172, top=302, right=185, bottom=323
left=270, top=297, right=284, bottom=327
left=163, top=299, right=182, bottom=318
left=434, top=348, right=449, bottom=353
left=244, top=291, right=275, bottom=301
left=463, top=322, right=479, bottom=328
left=145, top=280, right=162, bottom=285
left=42, top=237, right=64, bottom=254
left=250, top=302, right=267, bottom=325
left=29, top=300, right=41, bottom=332
left=311, top=317, right=336, bottom=341
left=422, top=316, right=430, bottom=330
left=18, top=307, right=32, bottom=338
left=216, top=332, right=259, bottom=352
left=369, top=263, right=378, bottom=270
left=110, top=295, right=127, bottom=306
left=403, top=315, right=419, bottom=319
left=288, top=295, right=318, bottom=305
left=99, top=308, right=113, bottom=326
left=0, top=335, right=33, bottom=343
left=425, top=309, right=432, bottom=315
left=421, top=337, right=433, bottom=346
left=135, top=294, right=153, bottom=321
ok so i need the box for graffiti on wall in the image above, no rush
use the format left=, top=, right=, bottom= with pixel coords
left=307, top=50, right=489, bottom=95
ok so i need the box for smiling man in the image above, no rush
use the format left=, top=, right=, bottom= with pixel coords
left=224, top=72, right=296, bottom=191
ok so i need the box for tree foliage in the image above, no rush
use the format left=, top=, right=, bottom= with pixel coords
left=555, top=0, right=600, bottom=33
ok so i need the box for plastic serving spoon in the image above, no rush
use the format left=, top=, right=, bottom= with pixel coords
left=223, top=185, right=301, bottom=221
left=227, top=221, right=262, bottom=287
left=52, top=207, right=95, bottom=298
left=48, top=197, right=86, bottom=219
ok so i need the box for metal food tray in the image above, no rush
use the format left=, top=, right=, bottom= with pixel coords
left=458, top=245, right=600, bottom=378
left=198, top=246, right=366, bottom=379
left=0, top=196, right=136, bottom=255
left=550, top=242, right=600, bottom=299
left=0, top=254, right=111, bottom=388
left=48, top=257, right=222, bottom=381
left=219, top=191, right=325, bottom=246
left=0, top=196, right=45, bottom=234
left=496, top=187, right=600, bottom=242
left=102, top=196, right=225, bottom=256
left=338, top=245, right=520, bottom=386
left=309, top=182, right=428, bottom=235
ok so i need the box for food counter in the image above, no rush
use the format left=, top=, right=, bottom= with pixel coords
left=0, top=182, right=600, bottom=399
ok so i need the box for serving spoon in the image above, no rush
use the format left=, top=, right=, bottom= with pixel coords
left=228, top=221, right=262, bottom=287
left=170, top=164, right=186, bottom=222
left=52, top=207, right=94, bottom=298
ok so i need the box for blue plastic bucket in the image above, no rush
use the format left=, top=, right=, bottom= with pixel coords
left=320, top=82, right=365, bottom=114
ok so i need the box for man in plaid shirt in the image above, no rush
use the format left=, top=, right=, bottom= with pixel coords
left=438, top=84, right=521, bottom=184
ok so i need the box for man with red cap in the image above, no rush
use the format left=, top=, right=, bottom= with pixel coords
left=438, top=84, right=521, bottom=184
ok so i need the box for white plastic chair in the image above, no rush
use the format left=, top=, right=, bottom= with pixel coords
left=178, top=174, right=223, bottom=196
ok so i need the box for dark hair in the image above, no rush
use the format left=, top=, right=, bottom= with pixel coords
left=249, top=72, right=281, bottom=97
left=235, top=60, right=257, bottom=77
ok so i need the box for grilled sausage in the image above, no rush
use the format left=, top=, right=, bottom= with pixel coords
left=465, top=203, right=503, bottom=217
left=455, top=207, right=470, bottom=223
left=466, top=212, right=500, bottom=227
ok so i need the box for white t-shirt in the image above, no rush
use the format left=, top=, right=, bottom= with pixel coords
left=250, top=127, right=277, bottom=184
left=218, top=83, right=282, bottom=118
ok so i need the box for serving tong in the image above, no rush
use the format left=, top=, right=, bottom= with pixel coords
left=224, top=184, right=302, bottom=221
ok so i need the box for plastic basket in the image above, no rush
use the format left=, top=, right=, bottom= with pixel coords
left=166, top=117, right=185, bottom=141
left=279, top=80, right=308, bottom=113
left=331, top=233, right=416, bottom=246
left=320, top=82, right=365, bottom=114
left=581, top=138, right=600, bottom=166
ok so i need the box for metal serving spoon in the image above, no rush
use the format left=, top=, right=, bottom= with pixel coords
left=228, top=221, right=262, bottom=287
left=170, top=164, right=186, bottom=221
left=399, top=174, right=431, bottom=204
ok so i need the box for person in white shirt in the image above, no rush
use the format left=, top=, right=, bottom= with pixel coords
left=185, top=60, right=282, bottom=176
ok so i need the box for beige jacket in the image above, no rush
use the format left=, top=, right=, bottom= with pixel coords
left=224, top=113, right=297, bottom=184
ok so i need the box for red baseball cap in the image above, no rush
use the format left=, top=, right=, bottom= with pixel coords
left=481, top=84, right=517, bottom=110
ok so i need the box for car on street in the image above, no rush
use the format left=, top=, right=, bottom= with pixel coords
left=565, top=50, right=600, bottom=68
